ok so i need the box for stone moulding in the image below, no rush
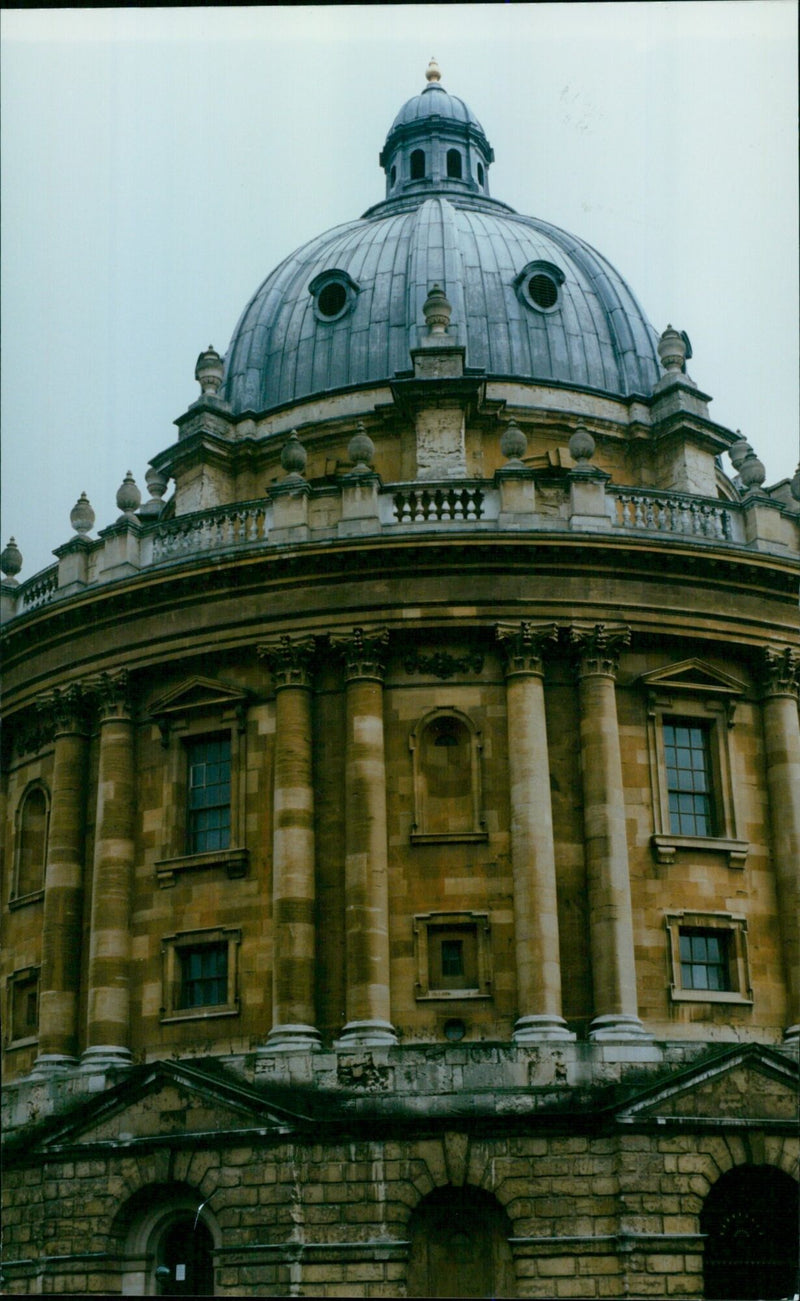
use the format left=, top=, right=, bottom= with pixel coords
left=154, top=847, right=249, bottom=887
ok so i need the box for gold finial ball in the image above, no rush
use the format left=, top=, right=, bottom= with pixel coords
left=425, top=57, right=441, bottom=83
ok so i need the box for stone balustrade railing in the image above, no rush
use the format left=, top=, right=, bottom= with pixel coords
left=5, top=478, right=796, bottom=621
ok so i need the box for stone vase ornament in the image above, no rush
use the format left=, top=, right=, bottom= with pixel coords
left=116, top=472, right=141, bottom=521
left=0, top=537, right=22, bottom=582
left=348, top=422, right=375, bottom=475
left=500, top=420, right=527, bottom=466
left=281, top=431, right=308, bottom=481
left=568, top=425, right=596, bottom=473
left=70, top=492, right=95, bottom=536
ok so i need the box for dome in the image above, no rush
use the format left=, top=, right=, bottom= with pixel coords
left=221, top=68, right=662, bottom=416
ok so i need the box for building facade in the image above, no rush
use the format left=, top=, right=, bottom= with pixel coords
left=2, top=62, right=799, bottom=1298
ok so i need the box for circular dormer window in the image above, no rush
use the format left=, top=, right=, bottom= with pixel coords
left=513, top=259, right=565, bottom=314
left=309, top=269, right=360, bottom=323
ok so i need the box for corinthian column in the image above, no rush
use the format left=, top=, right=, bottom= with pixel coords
left=760, top=647, right=800, bottom=1043
left=571, top=627, right=649, bottom=1041
left=259, top=635, right=321, bottom=1051
left=496, top=623, right=574, bottom=1042
left=83, top=672, right=136, bottom=1068
left=334, top=629, right=397, bottom=1047
left=33, top=686, right=90, bottom=1072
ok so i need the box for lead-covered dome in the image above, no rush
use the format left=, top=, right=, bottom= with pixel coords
left=221, top=66, right=661, bottom=416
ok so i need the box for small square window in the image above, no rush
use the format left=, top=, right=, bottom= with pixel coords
left=414, top=912, right=492, bottom=1001
left=6, top=968, right=39, bottom=1045
left=665, top=912, right=752, bottom=1005
left=161, top=928, right=240, bottom=1022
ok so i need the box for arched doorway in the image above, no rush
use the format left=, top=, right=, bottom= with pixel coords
left=156, top=1216, right=214, bottom=1296
left=700, top=1164, right=799, bottom=1300
left=114, top=1182, right=218, bottom=1296
left=406, top=1185, right=515, bottom=1298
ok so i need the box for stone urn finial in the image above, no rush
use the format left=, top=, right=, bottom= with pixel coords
left=1, top=537, right=22, bottom=583
left=728, top=432, right=753, bottom=471
left=70, top=491, right=95, bottom=536
left=139, top=466, right=169, bottom=519
left=281, top=430, right=307, bottom=480
left=195, top=345, right=224, bottom=397
left=500, top=420, right=527, bottom=466
left=425, top=57, right=441, bottom=83
left=657, top=324, right=687, bottom=373
left=116, top=471, right=142, bottom=521
left=423, top=284, right=452, bottom=336
left=739, top=449, right=766, bottom=493
left=568, top=425, right=596, bottom=473
left=348, top=421, right=375, bottom=474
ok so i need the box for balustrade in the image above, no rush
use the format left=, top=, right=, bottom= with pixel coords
left=612, top=489, right=738, bottom=541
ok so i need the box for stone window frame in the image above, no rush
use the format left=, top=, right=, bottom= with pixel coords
left=160, top=926, right=241, bottom=1023
left=409, top=706, right=487, bottom=844
left=151, top=684, right=250, bottom=886
left=9, top=780, right=49, bottom=907
left=5, top=965, right=40, bottom=1047
left=643, top=671, right=748, bottom=868
left=413, top=911, right=492, bottom=1001
left=665, top=911, right=752, bottom=1006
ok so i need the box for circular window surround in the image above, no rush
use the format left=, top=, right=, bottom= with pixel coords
left=308, top=269, right=360, bottom=323
left=513, top=260, right=565, bottom=315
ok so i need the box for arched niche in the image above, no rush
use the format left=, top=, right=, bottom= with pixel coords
left=14, top=781, right=49, bottom=899
left=409, top=708, right=486, bottom=842
left=113, top=1182, right=219, bottom=1296
left=700, top=1163, right=799, bottom=1300
left=406, top=1184, right=516, bottom=1298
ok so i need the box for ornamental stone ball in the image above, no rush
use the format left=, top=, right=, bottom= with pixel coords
left=281, top=430, right=307, bottom=479
left=568, top=425, right=596, bottom=471
left=500, top=420, right=527, bottom=465
left=728, top=434, right=753, bottom=470
left=116, top=471, right=142, bottom=519
left=195, top=345, right=224, bottom=397
left=423, top=284, right=452, bottom=336
left=0, top=537, right=22, bottom=582
left=348, top=422, right=375, bottom=474
left=657, top=324, right=687, bottom=373
left=70, top=492, right=95, bottom=536
left=739, top=451, right=767, bottom=492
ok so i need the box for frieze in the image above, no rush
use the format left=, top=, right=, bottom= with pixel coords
left=403, top=649, right=484, bottom=680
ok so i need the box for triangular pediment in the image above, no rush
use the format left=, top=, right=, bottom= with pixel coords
left=615, top=1045, right=799, bottom=1126
left=7, top=1061, right=310, bottom=1159
left=149, top=676, right=251, bottom=718
left=639, top=659, right=745, bottom=697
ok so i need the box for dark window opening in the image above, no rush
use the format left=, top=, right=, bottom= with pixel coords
left=157, top=1216, right=214, bottom=1296
left=17, top=786, right=47, bottom=896
left=390, top=164, right=396, bottom=186
left=446, top=149, right=462, bottom=179
left=701, top=1165, right=799, bottom=1300
left=317, top=281, right=348, bottom=318
left=11, top=973, right=39, bottom=1040
left=527, top=273, right=559, bottom=310
left=664, top=719, right=715, bottom=836
left=179, top=943, right=228, bottom=1009
left=187, top=737, right=231, bottom=854
left=679, top=928, right=730, bottom=992
left=429, top=925, right=478, bottom=990
left=441, top=940, right=464, bottom=977
left=410, top=149, right=425, bottom=180
left=477, top=161, right=485, bottom=187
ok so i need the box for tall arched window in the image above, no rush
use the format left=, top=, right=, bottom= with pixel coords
left=700, top=1164, right=799, bottom=1300
left=410, top=709, right=486, bottom=841
left=15, top=784, right=49, bottom=898
left=446, top=149, right=462, bottom=179
left=410, top=149, right=425, bottom=180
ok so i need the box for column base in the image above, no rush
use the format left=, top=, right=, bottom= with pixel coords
left=589, top=1014, right=653, bottom=1043
left=335, top=1019, right=398, bottom=1048
left=80, top=1045, right=134, bottom=1070
left=260, top=1023, right=322, bottom=1053
left=513, top=1014, right=576, bottom=1044
left=30, top=1053, right=79, bottom=1076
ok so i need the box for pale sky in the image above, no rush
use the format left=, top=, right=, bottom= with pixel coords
left=2, top=3, right=798, bottom=579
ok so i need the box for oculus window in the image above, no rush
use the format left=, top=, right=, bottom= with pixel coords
left=513, top=260, right=565, bottom=314
left=308, top=269, right=360, bottom=322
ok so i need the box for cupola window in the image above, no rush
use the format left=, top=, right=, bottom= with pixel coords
left=477, top=162, right=485, bottom=187
left=514, top=260, right=565, bottom=314
left=410, top=149, right=426, bottom=180
left=390, top=164, right=397, bottom=187
left=308, top=269, right=360, bottom=323
left=446, top=149, right=462, bottom=179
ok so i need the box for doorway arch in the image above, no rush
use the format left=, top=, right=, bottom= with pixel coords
left=114, top=1181, right=218, bottom=1296
left=406, top=1184, right=515, bottom=1298
left=700, top=1163, right=799, bottom=1300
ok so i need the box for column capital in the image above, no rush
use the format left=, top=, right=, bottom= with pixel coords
left=759, top=646, right=800, bottom=700
left=88, top=670, right=134, bottom=723
left=43, top=683, right=93, bottom=737
left=496, top=621, right=558, bottom=678
left=258, top=633, right=318, bottom=690
left=332, top=627, right=390, bottom=683
left=570, top=624, right=630, bottom=678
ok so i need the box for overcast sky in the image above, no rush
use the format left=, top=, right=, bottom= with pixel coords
left=2, top=3, right=798, bottom=579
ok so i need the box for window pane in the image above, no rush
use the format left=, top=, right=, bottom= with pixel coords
left=441, top=940, right=464, bottom=976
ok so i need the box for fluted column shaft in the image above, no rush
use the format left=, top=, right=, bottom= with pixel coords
left=337, top=630, right=396, bottom=1046
left=260, top=637, right=321, bottom=1051
left=573, top=628, right=649, bottom=1041
left=35, top=690, right=90, bottom=1069
left=498, top=624, right=573, bottom=1042
left=84, top=674, right=136, bottom=1067
left=761, top=649, right=800, bottom=1041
